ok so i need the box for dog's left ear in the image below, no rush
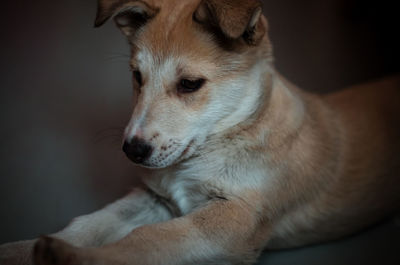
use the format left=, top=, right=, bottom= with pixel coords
left=194, top=0, right=265, bottom=45
left=95, top=0, right=158, bottom=37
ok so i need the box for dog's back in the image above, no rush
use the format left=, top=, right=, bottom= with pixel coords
left=267, top=76, right=400, bottom=249
left=325, top=75, right=400, bottom=200
left=325, top=75, right=400, bottom=216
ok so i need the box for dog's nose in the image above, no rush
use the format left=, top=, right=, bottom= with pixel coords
left=123, top=137, right=153, bottom=164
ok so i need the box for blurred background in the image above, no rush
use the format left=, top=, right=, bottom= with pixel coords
left=0, top=0, right=399, bottom=264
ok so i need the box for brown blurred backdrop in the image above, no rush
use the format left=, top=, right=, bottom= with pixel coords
left=0, top=0, right=399, bottom=264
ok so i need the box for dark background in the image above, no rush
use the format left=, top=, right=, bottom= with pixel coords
left=0, top=0, right=399, bottom=264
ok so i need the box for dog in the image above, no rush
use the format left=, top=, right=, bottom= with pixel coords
left=1, top=0, right=399, bottom=264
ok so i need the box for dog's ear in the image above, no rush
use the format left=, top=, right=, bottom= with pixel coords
left=95, top=0, right=158, bottom=37
left=194, top=0, right=265, bottom=45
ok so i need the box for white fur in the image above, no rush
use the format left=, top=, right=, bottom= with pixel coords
left=54, top=188, right=171, bottom=247
left=210, top=61, right=270, bottom=134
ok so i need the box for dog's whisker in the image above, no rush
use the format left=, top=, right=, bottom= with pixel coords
left=102, top=52, right=131, bottom=63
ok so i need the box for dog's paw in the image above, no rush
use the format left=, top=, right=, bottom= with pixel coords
left=0, top=240, right=36, bottom=265
left=33, top=237, right=77, bottom=265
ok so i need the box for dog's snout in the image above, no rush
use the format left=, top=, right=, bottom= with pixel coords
left=123, top=137, right=153, bottom=164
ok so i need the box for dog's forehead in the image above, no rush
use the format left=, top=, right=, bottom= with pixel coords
left=131, top=1, right=221, bottom=74
left=135, top=47, right=178, bottom=80
left=134, top=0, right=210, bottom=56
left=129, top=0, right=235, bottom=78
left=156, top=0, right=200, bottom=29
left=134, top=45, right=218, bottom=83
left=149, top=0, right=201, bottom=14
left=143, top=0, right=201, bottom=31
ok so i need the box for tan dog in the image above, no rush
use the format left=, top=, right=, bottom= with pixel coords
left=1, top=0, right=399, bottom=264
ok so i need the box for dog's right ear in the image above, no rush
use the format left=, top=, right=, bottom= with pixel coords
left=95, top=0, right=158, bottom=37
left=194, top=0, right=265, bottom=45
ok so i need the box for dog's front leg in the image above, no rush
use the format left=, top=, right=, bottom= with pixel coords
left=52, top=187, right=172, bottom=247
left=33, top=198, right=268, bottom=265
left=0, top=187, right=172, bottom=265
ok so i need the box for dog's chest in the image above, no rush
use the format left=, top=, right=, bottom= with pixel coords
left=167, top=180, right=209, bottom=215
left=144, top=171, right=213, bottom=216
left=143, top=148, right=269, bottom=216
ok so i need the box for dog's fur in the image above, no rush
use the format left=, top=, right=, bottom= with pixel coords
left=1, top=0, right=400, bottom=264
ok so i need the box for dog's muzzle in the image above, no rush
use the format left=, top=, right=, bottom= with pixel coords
left=123, top=137, right=153, bottom=165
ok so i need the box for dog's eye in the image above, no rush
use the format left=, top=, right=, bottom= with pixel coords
left=177, top=79, right=205, bottom=93
left=133, top=70, right=143, bottom=86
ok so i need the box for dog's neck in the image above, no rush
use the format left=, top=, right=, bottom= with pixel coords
left=210, top=63, right=307, bottom=152
left=209, top=59, right=273, bottom=135
left=263, top=72, right=307, bottom=149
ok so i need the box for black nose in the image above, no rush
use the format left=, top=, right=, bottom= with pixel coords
left=123, top=137, right=153, bottom=164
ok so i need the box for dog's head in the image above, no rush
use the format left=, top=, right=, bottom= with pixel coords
left=96, top=0, right=272, bottom=168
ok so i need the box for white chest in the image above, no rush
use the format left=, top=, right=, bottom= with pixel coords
left=143, top=170, right=212, bottom=215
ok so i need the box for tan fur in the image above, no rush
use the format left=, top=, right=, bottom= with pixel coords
left=0, top=1, right=398, bottom=265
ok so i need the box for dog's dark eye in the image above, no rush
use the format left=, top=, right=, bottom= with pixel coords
left=133, top=70, right=143, bottom=86
left=177, top=79, right=205, bottom=93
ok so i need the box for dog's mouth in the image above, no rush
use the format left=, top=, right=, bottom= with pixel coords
left=164, top=139, right=196, bottom=165
left=141, top=138, right=197, bottom=169
left=182, top=139, right=195, bottom=157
